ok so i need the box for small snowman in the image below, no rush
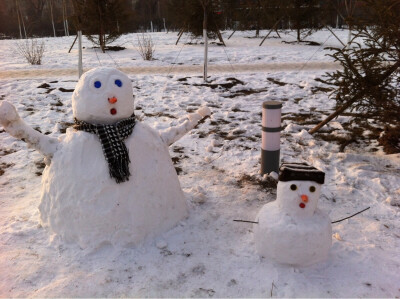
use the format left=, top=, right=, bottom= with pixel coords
left=254, top=163, right=331, bottom=266
left=0, top=67, right=211, bottom=249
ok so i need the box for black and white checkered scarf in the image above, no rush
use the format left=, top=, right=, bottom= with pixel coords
left=73, top=115, right=136, bottom=184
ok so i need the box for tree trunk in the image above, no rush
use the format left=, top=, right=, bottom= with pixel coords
left=49, top=0, right=56, bottom=37
left=203, top=3, right=208, bottom=82
left=16, top=0, right=22, bottom=39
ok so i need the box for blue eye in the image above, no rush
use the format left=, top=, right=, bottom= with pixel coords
left=115, top=79, right=122, bottom=87
left=94, top=81, right=102, bottom=88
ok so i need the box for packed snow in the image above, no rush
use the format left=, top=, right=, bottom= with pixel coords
left=254, top=163, right=332, bottom=267
left=0, top=30, right=399, bottom=297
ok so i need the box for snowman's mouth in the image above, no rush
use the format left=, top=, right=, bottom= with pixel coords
left=110, top=108, right=117, bottom=115
left=299, top=203, right=306, bottom=209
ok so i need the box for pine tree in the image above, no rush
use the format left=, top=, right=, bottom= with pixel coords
left=73, top=0, right=130, bottom=53
left=167, top=0, right=224, bottom=40
left=310, top=0, right=400, bottom=152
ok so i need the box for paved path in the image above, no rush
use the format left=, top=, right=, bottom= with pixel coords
left=0, top=61, right=340, bottom=79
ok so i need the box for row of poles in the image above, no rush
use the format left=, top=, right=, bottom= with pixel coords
left=15, top=0, right=70, bottom=39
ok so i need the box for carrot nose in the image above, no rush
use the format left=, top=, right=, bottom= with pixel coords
left=301, top=195, right=309, bottom=203
left=108, top=97, right=117, bottom=104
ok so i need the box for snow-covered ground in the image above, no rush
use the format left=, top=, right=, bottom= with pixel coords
left=0, top=30, right=399, bottom=297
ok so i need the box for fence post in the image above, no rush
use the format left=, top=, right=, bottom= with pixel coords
left=261, top=101, right=282, bottom=175
left=78, top=31, right=83, bottom=78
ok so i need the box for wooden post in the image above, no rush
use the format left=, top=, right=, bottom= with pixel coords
left=15, top=0, right=22, bottom=39
left=49, top=0, right=56, bottom=37
left=216, top=29, right=225, bottom=46
left=203, top=5, right=208, bottom=82
left=68, top=35, right=78, bottom=53
left=78, top=30, right=83, bottom=78
left=175, top=28, right=184, bottom=45
left=259, top=18, right=283, bottom=46
left=228, top=30, right=236, bottom=40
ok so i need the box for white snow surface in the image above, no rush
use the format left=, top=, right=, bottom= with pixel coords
left=0, top=30, right=399, bottom=297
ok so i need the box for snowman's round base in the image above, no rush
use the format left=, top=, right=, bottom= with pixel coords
left=39, top=123, right=188, bottom=249
left=254, top=202, right=332, bottom=267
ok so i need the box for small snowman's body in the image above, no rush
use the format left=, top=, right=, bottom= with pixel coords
left=0, top=67, right=211, bottom=249
left=254, top=163, right=331, bottom=266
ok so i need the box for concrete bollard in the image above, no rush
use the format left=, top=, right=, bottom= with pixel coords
left=261, top=101, right=282, bottom=175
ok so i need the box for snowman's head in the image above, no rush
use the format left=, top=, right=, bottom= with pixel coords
left=276, top=163, right=325, bottom=218
left=72, top=67, right=135, bottom=124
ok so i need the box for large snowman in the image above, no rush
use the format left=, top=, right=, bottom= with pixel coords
left=0, top=67, right=210, bottom=249
left=254, top=163, right=331, bottom=266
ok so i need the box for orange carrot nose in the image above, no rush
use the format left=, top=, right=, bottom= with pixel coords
left=108, top=97, right=118, bottom=104
left=301, top=195, right=309, bottom=203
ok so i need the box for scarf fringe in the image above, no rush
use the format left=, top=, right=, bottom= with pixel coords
left=108, top=155, right=131, bottom=184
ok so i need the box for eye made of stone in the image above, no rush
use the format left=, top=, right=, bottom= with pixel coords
left=290, top=184, right=297, bottom=191
left=94, top=81, right=102, bottom=88
left=309, top=186, right=316, bottom=192
left=115, top=79, right=122, bottom=87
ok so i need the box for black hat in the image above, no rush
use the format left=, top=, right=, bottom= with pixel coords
left=278, top=163, right=325, bottom=184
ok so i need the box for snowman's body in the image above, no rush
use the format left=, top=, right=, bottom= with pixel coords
left=0, top=67, right=210, bottom=249
left=254, top=164, right=332, bottom=266
left=39, top=122, right=187, bottom=248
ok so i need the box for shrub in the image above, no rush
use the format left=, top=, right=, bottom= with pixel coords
left=136, top=33, right=155, bottom=61
left=16, top=39, right=45, bottom=65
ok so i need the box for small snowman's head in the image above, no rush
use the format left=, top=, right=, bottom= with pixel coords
left=276, top=163, right=325, bottom=218
left=72, top=67, right=134, bottom=124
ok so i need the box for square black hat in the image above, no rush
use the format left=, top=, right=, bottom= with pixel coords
left=278, top=162, right=325, bottom=184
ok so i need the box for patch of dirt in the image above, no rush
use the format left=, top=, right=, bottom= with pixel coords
left=175, top=166, right=183, bottom=175
left=0, top=162, right=15, bottom=176
left=281, top=112, right=322, bottom=125
left=311, top=86, right=333, bottom=94
left=171, top=154, right=189, bottom=165
left=58, top=121, right=74, bottom=134
left=172, top=146, right=185, bottom=154
left=51, top=100, right=63, bottom=107
left=37, top=83, right=50, bottom=89
left=144, top=112, right=176, bottom=119
left=223, top=88, right=269, bottom=98
left=282, top=40, right=321, bottom=46
left=34, top=160, right=46, bottom=176
left=58, top=87, right=74, bottom=93
left=37, top=83, right=55, bottom=94
left=91, top=46, right=126, bottom=51
left=236, top=174, right=277, bottom=191
left=267, top=77, right=288, bottom=86
left=0, top=148, right=17, bottom=156
left=188, top=77, right=244, bottom=90
left=378, top=125, right=400, bottom=154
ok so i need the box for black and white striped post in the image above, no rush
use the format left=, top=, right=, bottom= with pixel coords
left=261, top=101, right=282, bottom=175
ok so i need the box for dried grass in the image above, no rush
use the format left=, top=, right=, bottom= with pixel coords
left=136, top=33, right=155, bottom=61
left=16, top=39, right=45, bottom=65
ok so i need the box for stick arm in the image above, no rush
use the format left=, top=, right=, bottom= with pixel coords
left=160, top=106, right=211, bottom=146
left=0, top=101, right=59, bottom=160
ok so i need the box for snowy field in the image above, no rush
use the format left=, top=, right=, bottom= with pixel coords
left=0, top=30, right=399, bottom=297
